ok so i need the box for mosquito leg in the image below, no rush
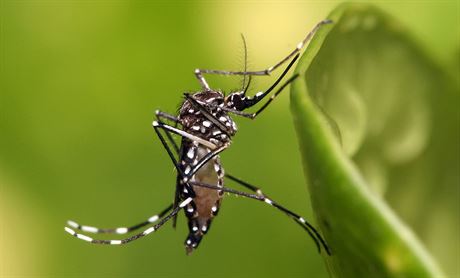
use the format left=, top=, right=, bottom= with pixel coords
left=64, top=198, right=193, bottom=245
left=172, top=175, right=182, bottom=228
left=155, top=110, right=179, bottom=124
left=189, top=181, right=263, bottom=199
left=225, top=173, right=265, bottom=196
left=224, top=174, right=326, bottom=252
left=227, top=177, right=330, bottom=255
left=188, top=181, right=330, bottom=255
left=66, top=204, right=173, bottom=235
left=153, top=121, right=217, bottom=150
left=194, top=20, right=332, bottom=90
left=248, top=73, right=299, bottom=118
left=238, top=53, right=298, bottom=109
left=223, top=175, right=330, bottom=254
left=155, top=110, right=181, bottom=155
left=195, top=69, right=211, bottom=91
left=205, top=53, right=298, bottom=120
left=153, top=122, right=182, bottom=174
left=153, top=110, right=183, bottom=227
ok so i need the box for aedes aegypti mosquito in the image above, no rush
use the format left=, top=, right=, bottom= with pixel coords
left=65, top=20, right=332, bottom=255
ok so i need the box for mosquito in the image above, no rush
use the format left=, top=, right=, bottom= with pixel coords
left=65, top=20, right=333, bottom=255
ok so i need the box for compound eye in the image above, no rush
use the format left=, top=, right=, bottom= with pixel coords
left=230, top=93, right=245, bottom=110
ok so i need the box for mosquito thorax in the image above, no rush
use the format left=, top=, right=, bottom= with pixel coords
left=179, top=90, right=238, bottom=143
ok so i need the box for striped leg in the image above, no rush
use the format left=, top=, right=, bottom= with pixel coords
left=188, top=181, right=331, bottom=255
left=224, top=175, right=331, bottom=255
left=194, top=20, right=332, bottom=90
left=66, top=204, right=173, bottom=235
left=64, top=198, right=193, bottom=245
left=153, top=121, right=217, bottom=150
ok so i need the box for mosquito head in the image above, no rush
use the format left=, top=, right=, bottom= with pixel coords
left=225, top=91, right=247, bottom=111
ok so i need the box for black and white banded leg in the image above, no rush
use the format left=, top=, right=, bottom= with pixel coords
left=153, top=120, right=217, bottom=150
left=66, top=204, right=173, bottom=235
left=64, top=198, right=193, bottom=245
left=224, top=174, right=331, bottom=255
left=194, top=20, right=332, bottom=90
left=188, top=181, right=331, bottom=255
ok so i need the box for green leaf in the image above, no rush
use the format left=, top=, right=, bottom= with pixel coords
left=290, top=3, right=450, bottom=277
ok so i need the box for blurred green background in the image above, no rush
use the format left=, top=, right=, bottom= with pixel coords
left=0, top=1, right=458, bottom=277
